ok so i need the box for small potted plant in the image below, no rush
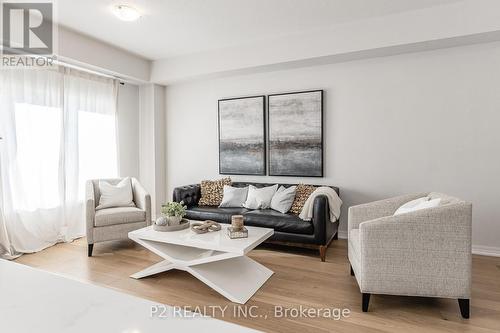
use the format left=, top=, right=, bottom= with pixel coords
left=159, top=201, right=187, bottom=226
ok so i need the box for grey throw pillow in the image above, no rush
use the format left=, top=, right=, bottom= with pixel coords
left=219, top=185, right=249, bottom=208
left=270, top=185, right=297, bottom=214
left=243, top=184, right=278, bottom=209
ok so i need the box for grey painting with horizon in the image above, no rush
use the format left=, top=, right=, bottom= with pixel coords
left=218, top=96, right=265, bottom=175
left=269, top=91, right=323, bottom=176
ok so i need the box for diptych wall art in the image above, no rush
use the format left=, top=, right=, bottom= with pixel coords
left=268, top=90, right=323, bottom=177
left=218, top=96, right=266, bottom=175
left=218, top=90, right=323, bottom=177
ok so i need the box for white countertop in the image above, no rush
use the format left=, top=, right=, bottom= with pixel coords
left=0, top=259, right=259, bottom=333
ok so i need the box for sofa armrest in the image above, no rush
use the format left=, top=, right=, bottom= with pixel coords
left=132, top=178, right=152, bottom=225
left=312, top=192, right=341, bottom=244
left=85, top=180, right=96, bottom=244
left=358, top=202, right=472, bottom=297
left=173, top=184, right=201, bottom=207
left=312, top=195, right=330, bottom=244
left=348, top=192, right=427, bottom=235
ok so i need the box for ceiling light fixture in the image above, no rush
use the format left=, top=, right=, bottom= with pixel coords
left=112, top=4, right=141, bottom=22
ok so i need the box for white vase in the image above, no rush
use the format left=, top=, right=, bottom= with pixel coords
left=167, top=216, right=182, bottom=226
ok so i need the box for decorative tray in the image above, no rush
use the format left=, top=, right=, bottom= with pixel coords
left=153, top=218, right=190, bottom=232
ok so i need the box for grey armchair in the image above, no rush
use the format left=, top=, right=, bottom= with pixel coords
left=348, top=192, right=472, bottom=318
left=86, top=178, right=151, bottom=256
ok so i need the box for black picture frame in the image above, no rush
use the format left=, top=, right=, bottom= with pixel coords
left=218, top=95, right=266, bottom=175
left=267, top=90, right=324, bottom=177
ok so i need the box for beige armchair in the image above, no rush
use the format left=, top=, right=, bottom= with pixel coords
left=348, top=192, right=472, bottom=318
left=86, top=178, right=151, bottom=256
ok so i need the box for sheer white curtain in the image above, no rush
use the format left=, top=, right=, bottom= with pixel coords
left=0, top=67, right=118, bottom=259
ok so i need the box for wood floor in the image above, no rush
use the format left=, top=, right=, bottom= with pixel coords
left=15, top=238, right=500, bottom=333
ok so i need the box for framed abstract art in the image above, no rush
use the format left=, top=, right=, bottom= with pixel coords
left=218, top=96, right=266, bottom=175
left=268, top=90, right=323, bottom=177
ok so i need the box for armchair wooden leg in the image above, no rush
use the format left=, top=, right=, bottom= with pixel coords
left=319, top=246, right=326, bottom=262
left=333, top=231, right=338, bottom=240
left=88, top=244, right=94, bottom=257
left=458, top=299, right=469, bottom=319
left=350, top=265, right=354, bottom=276
left=362, top=293, right=371, bottom=312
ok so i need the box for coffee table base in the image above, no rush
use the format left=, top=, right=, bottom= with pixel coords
left=130, top=237, right=273, bottom=304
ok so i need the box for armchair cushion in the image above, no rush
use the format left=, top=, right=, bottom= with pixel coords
left=348, top=193, right=427, bottom=234
left=394, top=197, right=441, bottom=215
left=428, top=192, right=462, bottom=205
left=96, top=178, right=135, bottom=210
left=95, top=207, right=146, bottom=227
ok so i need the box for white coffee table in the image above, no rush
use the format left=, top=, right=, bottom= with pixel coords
left=128, top=222, right=274, bottom=304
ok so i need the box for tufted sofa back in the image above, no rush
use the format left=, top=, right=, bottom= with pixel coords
left=173, top=181, right=339, bottom=207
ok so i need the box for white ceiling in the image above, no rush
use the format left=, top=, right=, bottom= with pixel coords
left=57, top=0, right=462, bottom=60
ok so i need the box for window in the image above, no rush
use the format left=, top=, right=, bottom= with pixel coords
left=78, top=111, right=117, bottom=199
left=0, top=67, right=119, bottom=254
left=13, top=103, right=62, bottom=211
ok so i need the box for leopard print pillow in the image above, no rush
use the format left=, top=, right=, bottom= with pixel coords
left=198, top=177, right=232, bottom=206
left=289, top=184, right=316, bottom=215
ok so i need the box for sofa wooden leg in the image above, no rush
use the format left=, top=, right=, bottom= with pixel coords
left=458, top=299, right=469, bottom=319
left=350, top=265, right=354, bottom=276
left=88, top=244, right=94, bottom=257
left=362, top=293, right=371, bottom=312
left=319, top=246, right=326, bottom=262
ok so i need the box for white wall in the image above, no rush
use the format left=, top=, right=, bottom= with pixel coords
left=58, top=27, right=150, bottom=83
left=165, top=41, right=500, bottom=251
left=139, top=84, right=167, bottom=217
left=152, top=0, right=500, bottom=83
left=117, top=83, right=140, bottom=179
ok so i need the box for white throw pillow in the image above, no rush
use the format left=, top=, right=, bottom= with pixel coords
left=219, top=185, right=249, bottom=208
left=394, top=197, right=441, bottom=216
left=270, top=186, right=297, bottom=214
left=243, top=184, right=278, bottom=210
left=97, top=178, right=134, bottom=210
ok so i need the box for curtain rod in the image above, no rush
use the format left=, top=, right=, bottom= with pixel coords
left=0, top=49, right=142, bottom=85
left=54, top=59, right=126, bottom=85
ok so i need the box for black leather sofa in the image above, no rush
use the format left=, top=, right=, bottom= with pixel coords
left=173, top=182, right=340, bottom=261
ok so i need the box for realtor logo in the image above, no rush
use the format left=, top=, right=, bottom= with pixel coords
left=2, top=2, right=53, bottom=55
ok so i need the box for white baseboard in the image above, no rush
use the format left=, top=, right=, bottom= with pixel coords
left=472, top=245, right=500, bottom=257
left=337, top=230, right=500, bottom=257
